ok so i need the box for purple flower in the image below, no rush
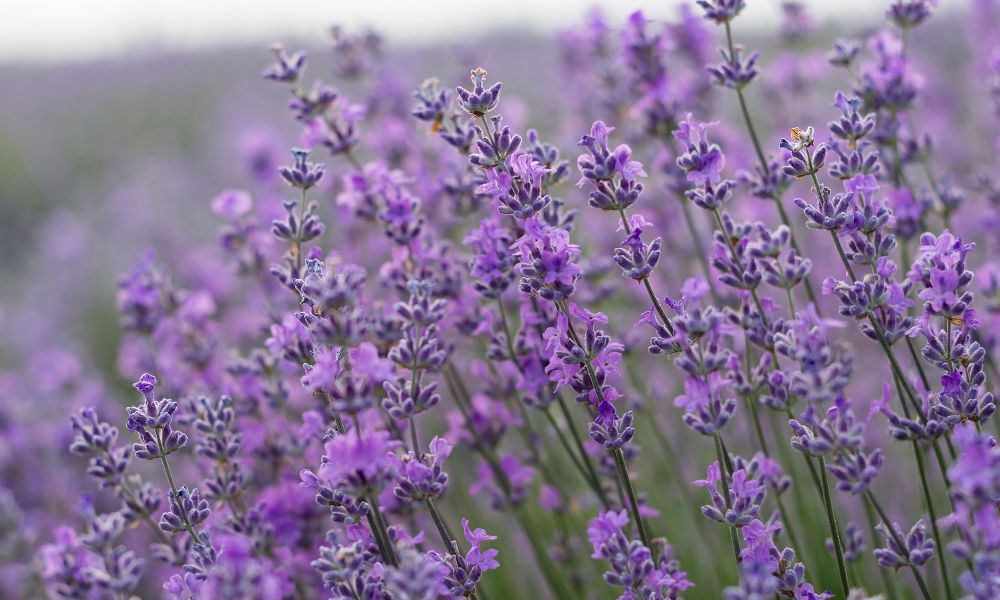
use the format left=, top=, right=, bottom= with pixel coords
left=587, top=509, right=630, bottom=559
left=674, top=113, right=725, bottom=185
left=317, top=428, right=399, bottom=494
left=455, top=68, right=502, bottom=117
left=461, top=519, right=500, bottom=572
left=514, top=218, right=582, bottom=302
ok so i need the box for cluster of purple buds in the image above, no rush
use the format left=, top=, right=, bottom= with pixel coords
left=524, top=128, right=571, bottom=188
left=748, top=223, right=812, bottom=291
left=587, top=510, right=693, bottom=599
left=391, top=436, right=452, bottom=502
left=543, top=304, right=623, bottom=407
left=745, top=156, right=795, bottom=202
left=576, top=120, right=646, bottom=211
left=288, top=80, right=338, bottom=123
left=794, top=185, right=857, bottom=232
left=872, top=382, right=949, bottom=442
left=827, top=39, right=861, bottom=69
left=383, top=549, right=449, bottom=599
left=614, top=215, right=661, bottom=281
left=159, top=487, right=210, bottom=535
left=911, top=230, right=975, bottom=320
left=316, top=428, right=399, bottom=496
left=192, top=395, right=245, bottom=507
left=433, top=519, right=501, bottom=597
left=824, top=275, right=890, bottom=319
left=70, top=407, right=129, bottom=489
left=337, top=162, right=405, bottom=221
left=874, top=519, right=936, bottom=569
left=376, top=173, right=425, bottom=246
left=589, top=392, right=636, bottom=450
left=411, top=78, right=451, bottom=132
left=674, top=113, right=726, bottom=187
left=727, top=519, right=830, bottom=600
left=829, top=92, right=877, bottom=144
left=514, top=218, right=582, bottom=302
left=261, top=44, right=306, bottom=83
left=116, top=251, right=177, bottom=334
left=711, top=217, right=763, bottom=292
left=300, top=471, right=370, bottom=525
left=464, top=218, right=517, bottom=298
left=939, top=428, right=1000, bottom=596
left=886, top=0, right=935, bottom=30
left=272, top=207, right=324, bottom=273
left=674, top=372, right=737, bottom=436
left=856, top=32, right=920, bottom=131
left=455, top=68, right=502, bottom=117
left=697, top=0, right=746, bottom=24
left=779, top=127, right=827, bottom=179
left=385, top=280, right=448, bottom=379
left=44, top=509, right=148, bottom=598
left=708, top=45, right=759, bottom=90
left=478, top=152, right=551, bottom=219
left=263, top=46, right=365, bottom=155
left=126, top=374, right=188, bottom=460
left=693, top=460, right=766, bottom=526
left=278, top=148, right=325, bottom=190
left=790, top=397, right=884, bottom=494
left=79, top=512, right=147, bottom=595
left=469, top=115, right=521, bottom=169
left=311, top=526, right=383, bottom=594
left=298, top=261, right=372, bottom=347
left=932, top=362, right=996, bottom=428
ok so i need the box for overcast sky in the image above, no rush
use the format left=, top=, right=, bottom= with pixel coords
left=0, top=0, right=916, bottom=64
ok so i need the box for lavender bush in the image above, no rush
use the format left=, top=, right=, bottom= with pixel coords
left=5, top=0, right=1000, bottom=598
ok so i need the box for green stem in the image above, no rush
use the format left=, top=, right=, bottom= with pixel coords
left=713, top=433, right=742, bottom=568
left=424, top=498, right=459, bottom=554
left=613, top=447, right=652, bottom=549
left=893, top=372, right=954, bottom=599
left=817, top=455, right=851, bottom=597
left=154, top=429, right=200, bottom=546
left=368, top=494, right=398, bottom=567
